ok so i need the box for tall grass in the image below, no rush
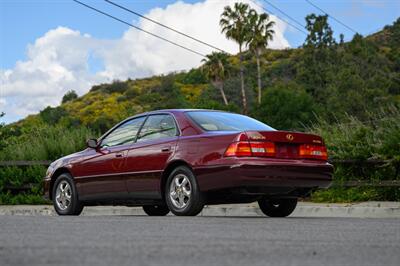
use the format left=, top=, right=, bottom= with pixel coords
left=0, top=125, right=97, bottom=204
left=0, top=165, right=48, bottom=204
left=309, top=106, right=400, bottom=202
left=0, top=125, right=97, bottom=161
left=310, top=106, right=400, bottom=163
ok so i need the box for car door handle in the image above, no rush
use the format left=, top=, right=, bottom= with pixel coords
left=115, top=152, right=124, bottom=158
left=161, top=147, right=171, bottom=152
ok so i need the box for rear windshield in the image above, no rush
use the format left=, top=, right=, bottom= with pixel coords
left=186, top=111, right=275, bottom=132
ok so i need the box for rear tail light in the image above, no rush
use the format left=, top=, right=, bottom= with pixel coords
left=224, top=141, right=251, bottom=157
left=224, top=141, right=276, bottom=157
left=299, top=144, right=328, bottom=160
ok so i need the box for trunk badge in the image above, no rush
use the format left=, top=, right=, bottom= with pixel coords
left=286, top=134, right=294, bottom=141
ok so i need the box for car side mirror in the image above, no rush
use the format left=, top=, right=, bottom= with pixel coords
left=86, top=139, right=98, bottom=149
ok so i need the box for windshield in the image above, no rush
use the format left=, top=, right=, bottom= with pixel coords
left=186, top=111, right=275, bottom=132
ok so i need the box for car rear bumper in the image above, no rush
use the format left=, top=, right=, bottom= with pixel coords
left=193, top=158, right=334, bottom=192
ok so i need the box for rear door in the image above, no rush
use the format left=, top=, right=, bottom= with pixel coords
left=124, top=114, right=179, bottom=198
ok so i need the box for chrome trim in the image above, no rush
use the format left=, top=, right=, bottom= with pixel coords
left=75, top=169, right=163, bottom=179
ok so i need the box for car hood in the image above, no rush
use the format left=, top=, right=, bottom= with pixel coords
left=50, top=149, right=90, bottom=168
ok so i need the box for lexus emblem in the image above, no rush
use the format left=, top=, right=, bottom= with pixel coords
left=286, top=134, right=294, bottom=141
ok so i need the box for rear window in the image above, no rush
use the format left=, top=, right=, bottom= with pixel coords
left=186, top=111, right=275, bottom=132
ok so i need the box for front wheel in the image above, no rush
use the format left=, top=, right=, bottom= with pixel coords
left=165, top=166, right=204, bottom=216
left=52, top=173, right=84, bottom=216
left=142, top=205, right=170, bottom=216
left=258, top=198, right=297, bottom=217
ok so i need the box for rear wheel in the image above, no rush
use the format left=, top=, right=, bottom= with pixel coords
left=165, top=166, right=204, bottom=216
left=142, top=205, right=170, bottom=216
left=52, top=173, right=84, bottom=216
left=258, top=198, right=297, bottom=217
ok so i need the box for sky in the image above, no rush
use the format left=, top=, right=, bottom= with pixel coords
left=1, top=0, right=399, bottom=124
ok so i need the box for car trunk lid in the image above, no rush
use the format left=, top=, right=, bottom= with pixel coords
left=224, top=130, right=327, bottom=161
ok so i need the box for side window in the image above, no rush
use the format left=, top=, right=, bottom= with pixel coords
left=101, top=117, right=146, bottom=148
left=137, top=114, right=178, bottom=142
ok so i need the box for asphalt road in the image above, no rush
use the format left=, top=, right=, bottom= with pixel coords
left=0, top=215, right=399, bottom=266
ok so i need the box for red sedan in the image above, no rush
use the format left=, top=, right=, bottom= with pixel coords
left=44, top=109, right=333, bottom=217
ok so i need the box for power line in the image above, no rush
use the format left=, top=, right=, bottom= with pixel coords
left=72, top=0, right=206, bottom=57
left=105, top=0, right=229, bottom=54
left=261, top=0, right=306, bottom=29
left=249, top=0, right=307, bottom=35
left=305, top=0, right=358, bottom=34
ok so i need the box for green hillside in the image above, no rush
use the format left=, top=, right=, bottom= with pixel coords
left=7, top=19, right=399, bottom=132
left=0, top=17, right=399, bottom=204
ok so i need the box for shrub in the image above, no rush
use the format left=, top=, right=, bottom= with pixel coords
left=62, top=90, right=78, bottom=103
left=0, top=165, right=49, bottom=205
left=124, top=86, right=141, bottom=99
left=252, top=83, right=317, bottom=130
left=0, top=125, right=96, bottom=161
left=309, top=107, right=400, bottom=202
left=39, top=106, right=68, bottom=124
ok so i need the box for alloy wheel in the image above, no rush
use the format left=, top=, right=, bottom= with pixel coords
left=169, top=174, right=192, bottom=209
left=55, top=180, right=72, bottom=211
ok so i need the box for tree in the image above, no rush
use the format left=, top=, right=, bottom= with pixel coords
left=220, top=2, right=251, bottom=114
left=252, top=83, right=317, bottom=130
left=304, top=14, right=336, bottom=48
left=40, top=106, right=67, bottom=125
left=201, top=52, right=230, bottom=105
left=0, top=112, right=4, bottom=128
left=298, top=14, right=337, bottom=99
left=247, top=10, right=275, bottom=104
left=62, top=90, right=78, bottom=104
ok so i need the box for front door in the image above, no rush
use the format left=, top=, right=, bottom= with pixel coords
left=75, top=116, right=146, bottom=200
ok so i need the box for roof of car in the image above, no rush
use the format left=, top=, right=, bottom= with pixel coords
left=149, top=109, right=224, bottom=113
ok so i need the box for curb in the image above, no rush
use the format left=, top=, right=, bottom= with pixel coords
left=0, top=202, right=399, bottom=218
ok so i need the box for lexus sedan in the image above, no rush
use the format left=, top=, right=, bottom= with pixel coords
left=44, top=109, right=333, bottom=217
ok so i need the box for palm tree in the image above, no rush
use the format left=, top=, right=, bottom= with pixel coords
left=220, top=2, right=251, bottom=114
left=201, top=52, right=230, bottom=105
left=247, top=10, right=275, bottom=104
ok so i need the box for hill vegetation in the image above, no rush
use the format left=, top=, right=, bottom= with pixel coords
left=0, top=8, right=399, bottom=203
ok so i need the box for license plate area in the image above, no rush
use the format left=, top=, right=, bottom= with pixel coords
left=276, top=143, right=299, bottom=159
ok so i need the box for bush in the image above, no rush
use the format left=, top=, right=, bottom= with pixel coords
left=40, top=106, right=68, bottom=124
left=0, top=165, right=49, bottom=205
left=309, top=107, right=400, bottom=202
left=176, top=68, right=207, bottom=84
left=62, top=90, right=78, bottom=104
left=0, top=125, right=97, bottom=161
left=0, top=193, right=49, bottom=205
left=124, top=86, right=140, bottom=99
left=0, top=125, right=97, bottom=205
left=89, top=80, right=129, bottom=94
left=252, top=83, right=317, bottom=130
left=310, top=107, right=400, bottom=164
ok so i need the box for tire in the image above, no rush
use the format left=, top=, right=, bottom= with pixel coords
left=165, top=166, right=204, bottom=216
left=52, top=173, right=84, bottom=216
left=258, top=197, right=297, bottom=217
left=142, top=205, right=170, bottom=216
